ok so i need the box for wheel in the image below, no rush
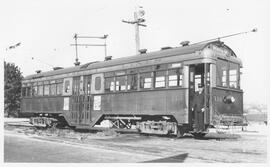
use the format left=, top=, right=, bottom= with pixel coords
left=192, top=132, right=206, bottom=139
left=176, top=126, right=185, bottom=138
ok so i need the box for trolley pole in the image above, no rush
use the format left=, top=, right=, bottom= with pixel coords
left=122, top=6, right=146, bottom=54
left=192, top=28, right=258, bottom=45
left=71, top=34, right=108, bottom=66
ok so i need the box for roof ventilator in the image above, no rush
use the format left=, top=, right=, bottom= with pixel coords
left=139, top=49, right=147, bottom=54
left=161, top=46, right=172, bottom=50
left=53, top=67, right=63, bottom=70
left=105, top=56, right=112, bottom=61
left=180, top=41, right=190, bottom=46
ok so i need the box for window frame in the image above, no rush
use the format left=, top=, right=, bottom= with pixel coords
left=23, top=84, right=32, bottom=97
left=64, top=80, right=71, bottom=94
left=154, top=70, right=166, bottom=88
left=216, top=58, right=228, bottom=88
left=83, top=75, right=91, bottom=95
left=139, top=72, right=153, bottom=90
left=72, top=76, right=80, bottom=95
left=104, top=76, right=115, bottom=92
left=95, top=76, right=101, bottom=91
left=43, top=81, right=50, bottom=96
left=216, top=58, right=241, bottom=89
left=56, top=79, right=63, bottom=95
left=127, top=73, right=138, bottom=91
left=168, top=68, right=183, bottom=88
left=50, top=81, right=57, bottom=96
left=31, top=82, right=38, bottom=96
left=229, top=62, right=239, bottom=89
left=37, top=82, right=44, bottom=96
left=115, top=75, right=127, bottom=92
left=21, top=84, right=27, bottom=97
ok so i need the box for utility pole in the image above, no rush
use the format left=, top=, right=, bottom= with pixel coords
left=74, top=34, right=79, bottom=66
left=122, top=6, right=146, bottom=54
left=71, top=34, right=108, bottom=66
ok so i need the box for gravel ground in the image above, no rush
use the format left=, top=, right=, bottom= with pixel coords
left=4, top=119, right=268, bottom=163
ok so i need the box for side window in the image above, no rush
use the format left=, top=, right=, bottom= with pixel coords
left=56, top=80, right=63, bottom=95
left=222, top=70, right=227, bottom=87
left=83, top=75, right=91, bottom=95
left=140, top=72, right=152, bottom=89
left=72, top=76, right=80, bottom=95
left=64, top=80, right=70, bottom=93
left=168, top=68, right=183, bottom=87
left=105, top=77, right=114, bottom=92
left=50, top=82, right=56, bottom=95
left=229, top=62, right=239, bottom=89
left=115, top=76, right=126, bottom=91
left=21, top=84, right=31, bottom=97
left=25, top=86, right=31, bottom=97
left=32, top=83, right=38, bottom=96
left=21, top=85, right=26, bottom=97
left=155, top=71, right=166, bottom=88
left=86, top=80, right=91, bottom=94
left=217, top=59, right=228, bottom=87
left=37, top=82, right=43, bottom=96
left=127, top=74, right=137, bottom=91
left=95, top=77, right=101, bottom=91
left=44, top=82, right=50, bottom=96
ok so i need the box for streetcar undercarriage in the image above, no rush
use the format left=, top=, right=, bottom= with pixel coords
left=29, top=114, right=206, bottom=138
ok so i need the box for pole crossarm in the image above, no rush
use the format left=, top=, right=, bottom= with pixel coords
left=122, top=20, right=137, bottom=24
left=122, top=19, right=146, bottom=25
left=74, top=35, right=108, bottom=39
left=70, top=44, right=106, bottom=46
left=138, top=23, right=146, bottom=27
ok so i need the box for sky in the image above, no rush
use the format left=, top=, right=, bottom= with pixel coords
left=1, top=0, right=270, bottom=107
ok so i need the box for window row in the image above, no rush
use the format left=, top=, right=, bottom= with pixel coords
left=23, top=75, right=93, bottom=98
left=22, top=80, right=63, bottom=97
left=104, top=68, right=183, bottom=92
left=22, top=67, right=183, bottom=97
left=64, top=75, right=92, bottom=95
left=216, top=59, right=240, bottom=89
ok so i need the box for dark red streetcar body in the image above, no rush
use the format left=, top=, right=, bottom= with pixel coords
left=20, top=41, right=244, bottom=136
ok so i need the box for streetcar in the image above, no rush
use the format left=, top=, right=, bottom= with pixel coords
left=20, top=40, right=244, bottom=137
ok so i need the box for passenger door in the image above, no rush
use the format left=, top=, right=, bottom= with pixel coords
left=71, top=75, right=92, bottom=125
left=189, top=63, right=210, bottom=131
left=71, top=76, right=81, bottom=124
left=81, top=75, right=92, bottom=124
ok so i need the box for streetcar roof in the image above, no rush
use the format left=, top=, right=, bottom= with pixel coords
left=23, top=41, right=239, bottom=80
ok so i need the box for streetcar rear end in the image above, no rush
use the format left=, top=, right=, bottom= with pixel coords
left=187, top=41, right=244, bottom=136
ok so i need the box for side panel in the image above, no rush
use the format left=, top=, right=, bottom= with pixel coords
left=21, top=97, right=65, bottom=113
left=99, top=89, right=189, bottom=124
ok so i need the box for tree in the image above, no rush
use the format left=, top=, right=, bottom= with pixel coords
left=4, top=61, right=23, bottom=117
